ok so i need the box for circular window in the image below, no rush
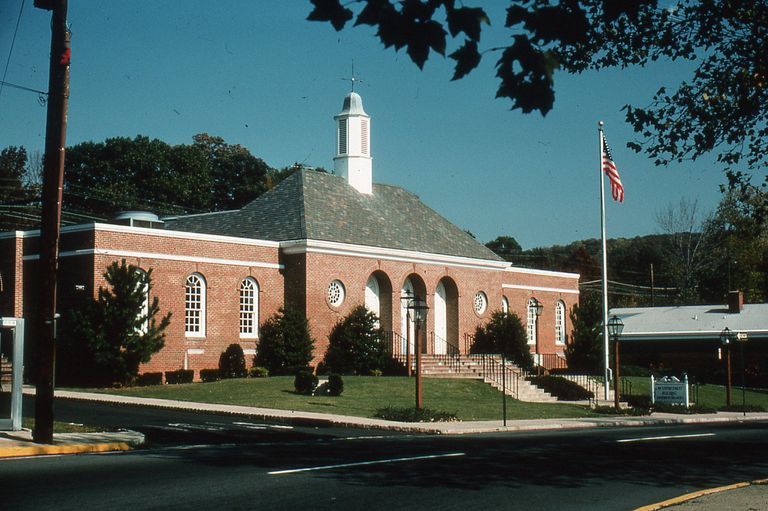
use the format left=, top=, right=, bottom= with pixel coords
left=327, top=280, right=346, bottom=307
left=474, top=291, right=488, bottom=315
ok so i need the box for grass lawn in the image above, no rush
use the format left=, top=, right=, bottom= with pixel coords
left=85, top=376, right=598, bottom=421
left=624, top=376, right=768, bottom=409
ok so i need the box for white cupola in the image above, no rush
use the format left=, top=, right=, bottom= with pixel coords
left=334, top=91, right=372, bottom=194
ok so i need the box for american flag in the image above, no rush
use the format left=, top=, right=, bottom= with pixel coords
left=601, top=133, right=624, bottom=202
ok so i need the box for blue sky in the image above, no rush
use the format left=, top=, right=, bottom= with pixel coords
left=0, top=1, right=725, bottom=249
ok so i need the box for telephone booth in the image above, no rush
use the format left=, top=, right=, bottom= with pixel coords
left=0, top=317, right=24, bottom=431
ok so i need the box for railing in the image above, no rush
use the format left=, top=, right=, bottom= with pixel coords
left=540, top=353, right=568, bottom=371
left=462, top=333, right=475, bottom=353
left=429, top=332, right=460, bottom=356
left=382, top=330, right=406, bottom=358
left=560, top=374, right=605, bottom=402
left=463, top=353, right=524, bottom=399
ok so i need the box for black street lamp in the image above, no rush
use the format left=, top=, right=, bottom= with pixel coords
left=532, top=298, right=543, bottom=374
left=404, top=294, right=429, bottom=409
left=607, top=315, right=624, bottom=409
left=719, top=327, right=733, bottom=407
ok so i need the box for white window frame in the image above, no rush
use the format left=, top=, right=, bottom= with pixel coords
left=185, top=273, right=206, bottom=338
left=526, top=298, right=538, bottom=346
left=239, top=277, right=259, bottom=339
left=555, top=300, right=566, bottom=345
left=501, top=295, right=509, bottom=314
left=136, top=268, right=149, bottom=334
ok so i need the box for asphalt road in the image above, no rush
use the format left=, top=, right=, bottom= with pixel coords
left=6, top=400, right=768, bottom=511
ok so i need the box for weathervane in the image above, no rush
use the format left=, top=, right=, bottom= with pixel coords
left=341, top=60, right=363, bottom=92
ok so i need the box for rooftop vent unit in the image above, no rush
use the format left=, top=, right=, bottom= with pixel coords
left=112, top=211, right=164, bottom=230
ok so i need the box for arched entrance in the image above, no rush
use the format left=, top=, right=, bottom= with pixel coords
left=365, top=271, right=392, bottom=332
left=434, top=277, right=459, bottom=354
left=400, top=274, right=427, bottom=356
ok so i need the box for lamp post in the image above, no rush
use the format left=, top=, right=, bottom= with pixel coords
left=736, top=331, right=748, bottom=415
left=607, top=315, right=624, bottom=410
left=405, top=295, right=429, bottom=409
left=533, top=298, right=543, bottom=374
left=719, top=327, right=733, bottom=407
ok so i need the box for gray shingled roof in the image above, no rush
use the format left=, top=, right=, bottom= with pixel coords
left=611, top=304, right=768, bottom=341
left=164, top=170, right=502, bottom=261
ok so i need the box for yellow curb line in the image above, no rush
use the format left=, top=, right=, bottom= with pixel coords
left=633, top=478, right=768, bottom=511
left=0, top=442, right=133, bottom=459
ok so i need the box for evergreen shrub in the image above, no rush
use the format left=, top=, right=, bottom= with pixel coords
left=249, top=366, right=269, bottom=378
left=165, top=369, right=194, bottom=384
left=200, top=368, right=221, bottom=382
left=328, top=373, right=344, bottom=396
left=294, top=370, right=318, bottom=395
left=136, top=372, right=163, bottom=386
left=219, top=343, right=247, bottom=378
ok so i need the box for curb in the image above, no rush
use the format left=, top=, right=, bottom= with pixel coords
left=633, top=478, right=768, bottom=511
left=0, top=441, right=136, bottom=459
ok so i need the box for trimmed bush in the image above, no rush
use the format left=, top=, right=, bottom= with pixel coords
left=136, top=372, right=163, bottom=386
left=255, top=307, right=315, bottom=375
left=527, top=375, right=594, bottom=401
left=470, top=310, right=533, bottom=370
left=593, top=406, right=649, bottom=416
left=374, top=406, right=458, bottom=422
left=294, top=369, right=318, bottom=395
left=200, top=368, right=221, bottom=382
left=328, top=373, right=344, bottom=396
left=624, top=394, right=652, bottom=409
left=219, top=343, right=247, bottom=379
left=323, top=305, right=388, bottom=375
left=249, top=366, right=269, bottom=378
left=165, top=369, right=194, bottom=384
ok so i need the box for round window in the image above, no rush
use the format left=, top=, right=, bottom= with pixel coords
left=327, top=280, right=346, bottom=307
left=474, top=291, right=487, bottom=315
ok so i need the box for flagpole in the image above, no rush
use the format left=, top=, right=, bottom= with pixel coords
left=598, top=121, right=610, bottom=401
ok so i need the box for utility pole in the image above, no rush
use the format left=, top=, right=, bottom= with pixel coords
left=33, top=0, right=70, bottom=444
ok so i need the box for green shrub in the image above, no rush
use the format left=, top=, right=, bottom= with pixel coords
left=374, top=406, right=459, bottom=422
left=136, top=372, right=163, bottom=386
left=294, top=369, right=318, bottom=395
left=652, top=403, right=717, bottom=414
left=323, top=305, right=388, bottom=375
left=165, top=369, right=194, bottom=384
left=328, top=373, right=344, bottom=396
left=219, top=343, right=247, bottom=378
left=255, top=307, right=315, bottom=375
left=527, top=376, right=594, bottom=400
left=624, top=394, right=652, bottom=409
left=249, top=366, right=269, bottom=378
left=470, top=310, right=533, bottom=370
left=200, top=368, right=221, bottom=382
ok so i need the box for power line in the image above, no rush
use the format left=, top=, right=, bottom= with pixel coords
left=0, top=0, right=28, bottom=103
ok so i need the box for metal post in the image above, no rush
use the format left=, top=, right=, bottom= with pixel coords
left=33, top=0, right=70, bottom=444
left=502, top=355, right=507, bottom=426
left=726, top=346, right=732, bottom=407
left=405, top=309, right=411, bottom=377
left=740, top=340, right=746, bottom=416
left=598, top=122, right=610, bottom=401
left=613, top=335, right=620, bottom=410
left=415, top=318, right=422, bottom=410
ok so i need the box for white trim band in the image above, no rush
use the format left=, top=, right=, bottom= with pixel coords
left=503, top=284, right=580, bottom=295
left=23, top=248, right=283, bottom=270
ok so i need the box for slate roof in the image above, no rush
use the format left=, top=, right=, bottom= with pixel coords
left=611, top=304, right=768, bottom=341
left=164, top=170, right=502, bottom=261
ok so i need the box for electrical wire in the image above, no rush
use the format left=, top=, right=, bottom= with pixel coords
left=0, top=0, right=27, bottom=103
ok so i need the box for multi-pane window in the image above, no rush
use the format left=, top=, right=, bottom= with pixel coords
left=136, top=269, right=149, bottom=334
left=526, top=298, right=538, bottom=345
left=185, top=273, right=206, bottom=337
left=240, top=277, right=259, bottom=338
left=555, top=300, right=566, bottom=345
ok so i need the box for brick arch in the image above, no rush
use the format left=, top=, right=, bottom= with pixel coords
left=434, top=276, right=459, bottom=354
left=365, top=270, right=393, bottom=332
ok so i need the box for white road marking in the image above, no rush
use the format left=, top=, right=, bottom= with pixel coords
left=231, top=421, right=293, bottom=430
left=268, top=452, right=466, bottom=475
left=617, top=433, right=715, bottom=443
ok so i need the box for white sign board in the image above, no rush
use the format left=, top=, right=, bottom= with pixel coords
left=651, top=375, right=690, bottom=407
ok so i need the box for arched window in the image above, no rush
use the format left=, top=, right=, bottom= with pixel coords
left=136, top=268, right=149, bottom=334
left=526, top=298, right=538, bottom=346
left=501, top=296, right=509, bottom=314
left=555, top=300, right=566, bottom=345
left=185, top=273, right=206, bottom=337
left=240, top=277, right=259, bottom=338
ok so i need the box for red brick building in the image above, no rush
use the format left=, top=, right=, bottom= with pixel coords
left=0, top=92, right=579, bottom=378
